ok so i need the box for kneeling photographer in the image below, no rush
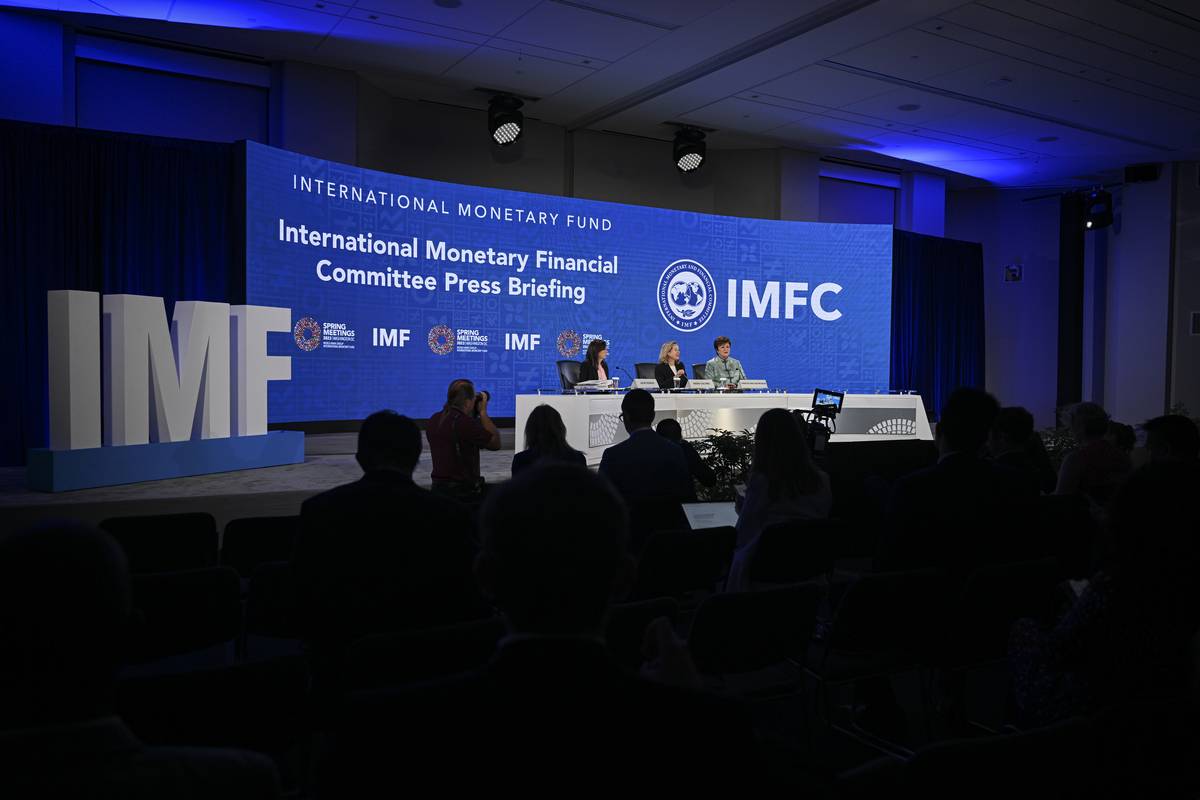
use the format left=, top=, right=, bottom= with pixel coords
left=427, top=378, right=502, bottom=503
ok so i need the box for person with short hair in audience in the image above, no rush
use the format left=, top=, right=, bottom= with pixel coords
left=325, top=464, right=759, bottom=793
left=726, top=408, right=832, bottom=592
left=293, top=411, right=483, bottom=704
left=0, top=522, right=280, bottom=799
left=1054, top=401, right=1131, bottom=504
left=988, top=406, right=1057, bottom=494
left=511, top=404, right=585, bottom=475
left=427, top=379, right=502, bottom=501
left=878, top=387, right=1038, bottom=574
left=598, top=389, right=692, bottom=548
left=1009, top=461, right=1200, bottom=727
left=655, top=417, right=715, bottom=498
left=1142, top=414, right=1200, bottom=463
left=1105, top=420, right=1136, bottom=457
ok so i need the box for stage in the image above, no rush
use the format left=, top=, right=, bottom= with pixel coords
left=1, top=429, right=521, bottom=535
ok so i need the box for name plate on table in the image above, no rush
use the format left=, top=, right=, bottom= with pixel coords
left=633, top=378, right=659, bottom=390
left=574, top=379, right=615, bottom=391
left=739, top=379, right=769, bottom=391
left=688, top=379, right=715, bottom=390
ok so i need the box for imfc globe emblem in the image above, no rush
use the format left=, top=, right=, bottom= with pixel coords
left=657, top=258, right=716, bottom=332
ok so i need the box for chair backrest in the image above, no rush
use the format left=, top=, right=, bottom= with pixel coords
left=688, top=582, right=823, bottom=675
left=625, top=497, right=692, bottom=555
left=245, top=560, right=303, bottom=639
left=342, top=616, right=506, bottom=693
left=221, top=516, right=300, bottom=578
left=128, top=566, right=242, bottom=662
left=634, top=362, right=658, bottom=379
left=100, top=512, right=219, bottom=573
left=692, top=363, right=706, bottom=380
left=943, top=557, right=1063, bottom=666
left=828, top=568, right=949, bottom=657
left=747, top=518, right=844, bottom=585
left=556, top=360, right=581, bottom=390
left=631, top=526, right=736, bottom=599
left=605, top=596, right=680, bottom=671
left=1033, top=494, right=1100, bottom=578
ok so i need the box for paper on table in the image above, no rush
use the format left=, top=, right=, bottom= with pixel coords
left=682, top=502, right=738, bottom=530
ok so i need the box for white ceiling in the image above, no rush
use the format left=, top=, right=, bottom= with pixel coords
left=6, top=0, right=1200, bottom=187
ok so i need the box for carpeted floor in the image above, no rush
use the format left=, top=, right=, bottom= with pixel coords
left=1, top=430, right=520, bottom=533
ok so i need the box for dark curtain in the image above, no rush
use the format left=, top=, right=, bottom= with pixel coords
left=0, top=119, right=242, bottom=466
left=890, top=229, right=986, bottom=420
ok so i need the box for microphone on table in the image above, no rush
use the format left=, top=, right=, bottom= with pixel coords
left=615, top=365, right=634, bottom=384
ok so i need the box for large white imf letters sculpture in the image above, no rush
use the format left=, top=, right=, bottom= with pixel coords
left=35, top=290, right=300, bottom=491
left=47, top=290, right=291, bottom=450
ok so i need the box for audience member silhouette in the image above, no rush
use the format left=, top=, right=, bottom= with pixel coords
left=726, top=408, right=832, bottom=591
left=598, top=389, right=692, bottom=547
left=878, top=387, right=1038, bottom=575
left=988, top=406, right=1057, bottom=494
left=655, top=417, right=715, bottom=498
left=1105, top=420, right=1136, bottom=457
left=1142, top=414, right=1200, bottom=463
left=0, top=522, right=280, bottom=799
left=1009, top=461, right=1200, bottom=727
left=292, top=411, right=484, bottom=703
left=325, top=464, right=759, bottom=793
left=511, top=403, right=585, bottom=475
left=1054, top=401, right=1130, bottom=504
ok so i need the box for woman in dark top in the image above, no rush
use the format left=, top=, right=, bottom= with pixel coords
left=654, top=341, right=688, bottom=390
left=578, top=339, right=609, bottom=382
left=511, top=404, right=586, bottom=475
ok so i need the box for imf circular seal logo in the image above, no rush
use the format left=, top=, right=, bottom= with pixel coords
left=293, top=317, right=321, bottom=351
left=556, top=329, right=581, bottom=358
left=658, top=259, right=716, bottom=332
left=427, top=324, right=455, bottom=355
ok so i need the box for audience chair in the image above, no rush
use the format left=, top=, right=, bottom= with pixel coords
left=746, top=519, right=844, bottom=586
left=341, top=616, right=506, bottom=694
left=605, top=596, right=680, bottom=672
left=688, top=582, right=823, bottom=699
left=1031, top=494, right=1100, bottom=579
left=631, top=526, right=736, bottom=603
left=221, top=516, right=300, bottom=579
left=127, top=566, right=242, bottom=665
left=244, top=561, right=304, bottom=646
left=805, top=568, right=950, bottom=757
left=99, top=512, right=219, bottom=573
left=626, top=496, right=691, bottom=555
left=556, top=360, right=581, bottom=390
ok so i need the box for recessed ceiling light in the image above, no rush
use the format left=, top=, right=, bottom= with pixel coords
left=1037, top=136, right=1059, bottom=142
left=897, top=103, right=921, bottom=111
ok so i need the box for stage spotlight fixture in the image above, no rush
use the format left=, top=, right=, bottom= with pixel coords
left=1082, top=188, right=1112, bottom=230
left=673, top=127, right=706, bottom=173
left=488, top=95, right=524, bottom=146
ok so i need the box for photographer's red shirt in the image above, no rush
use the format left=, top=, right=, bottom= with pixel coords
left=427, top=407, right=492, bottom=482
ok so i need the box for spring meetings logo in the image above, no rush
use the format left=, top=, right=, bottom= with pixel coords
left=427, top=324, right=455, bottom=355
left=293, top=317, right=321, bottom=351
left=657, top=258, right=717, bottom=332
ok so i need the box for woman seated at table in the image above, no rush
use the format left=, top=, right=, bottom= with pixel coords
left=725, top=408, right=832, bottom=591
left=578, top=339, right=609, bottom=382
left=654, top=341, right=688, bottom=390
left=512, top=404, right=586, bottom=475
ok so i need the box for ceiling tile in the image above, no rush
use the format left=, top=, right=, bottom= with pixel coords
left=837, top=87, right=975, bottom=124
left=351, top=0, right=540, bottom=36
left=167, top=0, right=341, bottom=33
left=496, top=2, right=670, bottom=62
left=679, top=96, right=812, bottom=133
left=830, top=27, right=996, bottom=82
left=318, top=17, right=479, bottom=75
left=442, top=45, right=596, bottom=97
left=343, top=7, right=488, bottom=44
left=559, top=0, right=732, bottom=29
left=752, top=64, right=893, bottom=108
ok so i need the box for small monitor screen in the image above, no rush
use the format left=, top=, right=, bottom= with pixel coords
left=813, top=388, right=845, bottom=414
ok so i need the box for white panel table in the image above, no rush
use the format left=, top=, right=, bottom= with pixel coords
left=515, top=392, right=932, bottom=466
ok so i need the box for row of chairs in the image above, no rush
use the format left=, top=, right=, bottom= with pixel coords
left=99, top=512, right=298, bottom=576
left=555, top=360, right=710, bottom=389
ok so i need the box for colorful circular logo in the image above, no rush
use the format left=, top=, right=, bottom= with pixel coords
left=657, top=258, right=717, bottom=332
left=556, top=329, right=581, bottom=358
left=293, top=317, right=321, bottom=351
left=427, top=324, right=455, bottom=355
